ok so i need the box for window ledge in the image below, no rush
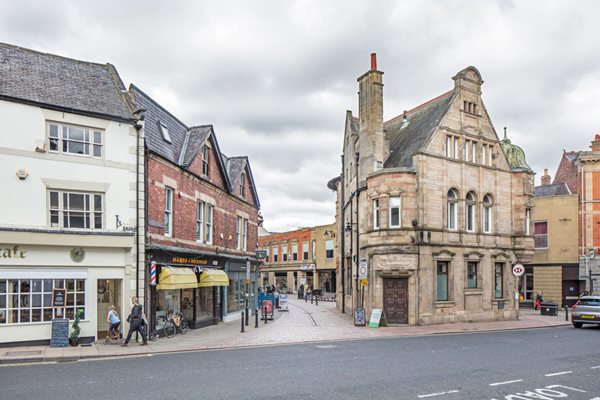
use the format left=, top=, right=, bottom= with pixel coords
left=434, top=301, right=455, bottom=308
left=464, top=288, right=483, bottom=295
left=492, top=298, right=508, bottom=302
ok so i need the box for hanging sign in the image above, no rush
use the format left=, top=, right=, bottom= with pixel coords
left=512, top=264, right=525, bottom=277
left=52, top=288, right=66, bottom=308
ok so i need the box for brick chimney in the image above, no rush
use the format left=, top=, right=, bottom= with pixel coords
left=357, top=53, right=384, bottom=181
left=591, top=134, right=600, bottom=151
left=540, top=168, right=551, bottom=186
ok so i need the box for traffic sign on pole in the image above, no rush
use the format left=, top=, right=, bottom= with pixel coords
left=359, top=259, right=368, bottom=279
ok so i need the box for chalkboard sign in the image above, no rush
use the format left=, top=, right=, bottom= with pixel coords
left=354, top=307, right=366, bottom=326
left=52, top=288, right=66, bottom=308
left=50, top=318, right=69, bottom=348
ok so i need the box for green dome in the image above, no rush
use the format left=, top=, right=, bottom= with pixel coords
left=500, top=128, right=531, bottom=171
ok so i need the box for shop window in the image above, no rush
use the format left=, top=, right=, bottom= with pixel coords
left=467, top=262, right=478, bottom=289
left=436, top=262, right=449, bottom=301
left=495, top=263, right=504, bottom=299
left=196, top=287, right=214, bottom=321
left=534, top=221, right=548, bottom=248
left=0, top=278, right=85, bottom=324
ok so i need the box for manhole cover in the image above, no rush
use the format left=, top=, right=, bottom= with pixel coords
left=5, top=350, right=42, bottom=357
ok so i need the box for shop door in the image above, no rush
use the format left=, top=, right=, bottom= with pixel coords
left=383, top=278, right=408, bottom=324
left=562, top=280, right=581, bottom=307
left=96, top=279, right=122, bottom=339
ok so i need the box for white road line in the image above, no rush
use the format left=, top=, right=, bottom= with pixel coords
left=591, top=366, right=600, bottom=369
left=489, top=379, right=523, bottom=386
left=544, top=371, right=572, bottom=377
left=417, top=390, right=459, bottom=398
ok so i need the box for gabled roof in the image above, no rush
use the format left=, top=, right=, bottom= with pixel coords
left=384, top=91, right=455, bottom=168
left=224, top=155, right=261, bottom=208
left=535, top=182, right=572, bottom=197
left=0, top=42, right=133, bottom=122
left=553, top=150, right=579, bottom=194
left=182, top=125, right=212, bottom=167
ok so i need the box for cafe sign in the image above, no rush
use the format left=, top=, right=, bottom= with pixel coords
left=170, top=256, right=219, bottom=267
left=0, top=245, right=27, bottom=259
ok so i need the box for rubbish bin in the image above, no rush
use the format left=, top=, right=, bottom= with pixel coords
left=540, top=302, right=558, bottom=316
left=298, top=289, right=303, bottom=299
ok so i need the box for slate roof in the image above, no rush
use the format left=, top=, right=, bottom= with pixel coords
left=384, top=91, right=455, bottom=168
left=0, top=42, right=133, bottom=121
left=534, top=182, right=571, bottom=197
left=182, top=125, right=212, bottom=167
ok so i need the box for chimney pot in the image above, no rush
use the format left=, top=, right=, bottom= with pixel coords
left=541, top=168, right=551, bottom=186
left=370, top=53, right=377, bottom=70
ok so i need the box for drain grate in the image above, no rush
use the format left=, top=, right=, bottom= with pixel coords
left=5, top=350, right=42, bottom=357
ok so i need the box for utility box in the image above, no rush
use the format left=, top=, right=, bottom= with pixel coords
left=540, top=302, right=558, bottom=316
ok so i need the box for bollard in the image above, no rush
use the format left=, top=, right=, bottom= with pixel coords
left=565, top=305, right=569, bottom=321
left=255, top=308, right=259, bottom=328
left=311, top=294, right=313, bottom=304
left=241, top=311, right=245, bottom=333
left=245, top=305, right=249, bottom=326
left=315, top=295, right=318, bottom=306
left=264, top=306, right=268, bottom=324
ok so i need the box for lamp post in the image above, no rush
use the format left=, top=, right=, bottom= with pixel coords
left=345, top=221, right=359, bottom=310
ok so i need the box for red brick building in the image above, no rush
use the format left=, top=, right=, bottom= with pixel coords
left=131, top=85, right=261, bottom=329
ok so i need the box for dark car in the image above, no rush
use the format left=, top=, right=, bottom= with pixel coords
left=571, top=295, right=600, bottom=328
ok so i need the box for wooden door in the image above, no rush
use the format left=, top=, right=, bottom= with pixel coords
left=383, top=278, right=408, bottom=324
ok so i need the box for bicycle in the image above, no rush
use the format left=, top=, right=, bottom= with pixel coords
left=163, top=313, right=188, bottom=338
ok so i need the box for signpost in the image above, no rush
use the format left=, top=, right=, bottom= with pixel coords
left=512, top=263, right=524, bottom=321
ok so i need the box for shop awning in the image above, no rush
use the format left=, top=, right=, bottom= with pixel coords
left=199, top=269, right=229, bottom=287
left=156, top=267, right=198, bottom=290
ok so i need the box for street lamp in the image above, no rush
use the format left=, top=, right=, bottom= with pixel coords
left=345, top=221, right=359, bottom=310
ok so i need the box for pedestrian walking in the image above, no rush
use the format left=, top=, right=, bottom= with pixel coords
left=121, top=296, right=148, bottom=346
left=106, top=305, right=121, bottom=339
left=534, top=291, right=543, bottom=310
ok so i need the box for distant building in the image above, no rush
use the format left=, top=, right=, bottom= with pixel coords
left=258, top=223, right=337, bottom=293
left=328, top=54, right=534, bottom=325
left=130, top=86, right=261, bottom=327
left=0, top=43, right=142, bottom=345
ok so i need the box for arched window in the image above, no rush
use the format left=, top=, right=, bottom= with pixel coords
left=465, top=192, right=476, bottom=232
left=447, top=189, right=458, bottom=230
left=482, top=194, right=493, bottom=233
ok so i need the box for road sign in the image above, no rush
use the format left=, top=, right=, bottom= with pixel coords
left=359, top=259, right=368, bottom=279
left=360, top=278, right=368, bottom=286
left=512, top=264, right=525, bottom=277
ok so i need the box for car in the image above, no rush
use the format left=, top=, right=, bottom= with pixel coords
left=571, top=295, right=600, bottom=328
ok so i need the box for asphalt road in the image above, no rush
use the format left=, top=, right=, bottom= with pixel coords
left=1, top=325, right=599, bottom=400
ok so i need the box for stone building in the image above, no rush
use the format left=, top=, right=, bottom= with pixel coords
left=258, top=223, right=336, bottom=293
left=328, top=54, right=534, bottom=325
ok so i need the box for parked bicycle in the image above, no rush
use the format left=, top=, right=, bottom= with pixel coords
left=156, top=313, right=188, bottom=338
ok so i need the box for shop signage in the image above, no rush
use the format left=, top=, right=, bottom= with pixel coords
left=50, top=318, right=69, bottom=348
left=169, top=256, right=219, bottom=266
left=512, top=264, right=525, bottom=277
left=354, top=307, right=366, bottom=326
left=300, top=264, right=314, bottom=271
left=369, top=308, right=388, bottom=328
left=0, top=245, right=27, bottom=259
left=52, top=288, right=66, bottom=308
left=150, top=261, right=157, bottom=286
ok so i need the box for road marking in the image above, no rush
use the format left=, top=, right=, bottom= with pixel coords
left=591, top=365, right=600, bottom=369
left=544, top=371, right=572, bottom=377
left=417, top=390, right=459, bottom=398
left=489, top=379, right=523, bottom=386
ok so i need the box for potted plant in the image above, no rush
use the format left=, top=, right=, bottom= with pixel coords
left=69, top=309, right=82, bottom=346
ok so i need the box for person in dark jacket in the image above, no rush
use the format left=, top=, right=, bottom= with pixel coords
left=121, top=296, right=148, bottom=346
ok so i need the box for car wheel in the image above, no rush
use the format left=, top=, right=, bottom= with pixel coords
left=572, top=322, right=583, bottom=328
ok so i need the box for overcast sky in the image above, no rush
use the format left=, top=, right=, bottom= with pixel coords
left=3, top=1, right=600, bottom=232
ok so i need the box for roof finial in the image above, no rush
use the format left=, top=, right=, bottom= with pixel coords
left=503, top=126, right=507, bottom=140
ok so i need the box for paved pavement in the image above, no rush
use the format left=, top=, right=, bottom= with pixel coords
left=0, top=297, right=571, bottom=364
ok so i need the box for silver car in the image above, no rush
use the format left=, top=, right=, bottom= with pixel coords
left=571, top=295, right=600, bottom=328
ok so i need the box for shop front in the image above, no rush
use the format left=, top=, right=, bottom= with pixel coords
left=148, top=250, right=229, bottom=331
left=223, top=259, right=260, bottom=321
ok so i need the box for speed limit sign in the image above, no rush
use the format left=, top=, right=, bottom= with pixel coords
left=512, top=264, right=524, bottom=277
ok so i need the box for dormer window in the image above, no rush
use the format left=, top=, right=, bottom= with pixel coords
left=159, top=123, right=171, bottom=143
left=202, top=145, right=209, bottom=176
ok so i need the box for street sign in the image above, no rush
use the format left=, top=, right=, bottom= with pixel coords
left=358, top=259, right=368, bottom=279
left=512, top=264, right=525, bottom=277
left=246, top=260, right=251, bottom=281
left=360, top=278, right=368, bottom=286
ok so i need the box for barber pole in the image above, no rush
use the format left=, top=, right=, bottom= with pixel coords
left=150, top=261, right=156, bottom=285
